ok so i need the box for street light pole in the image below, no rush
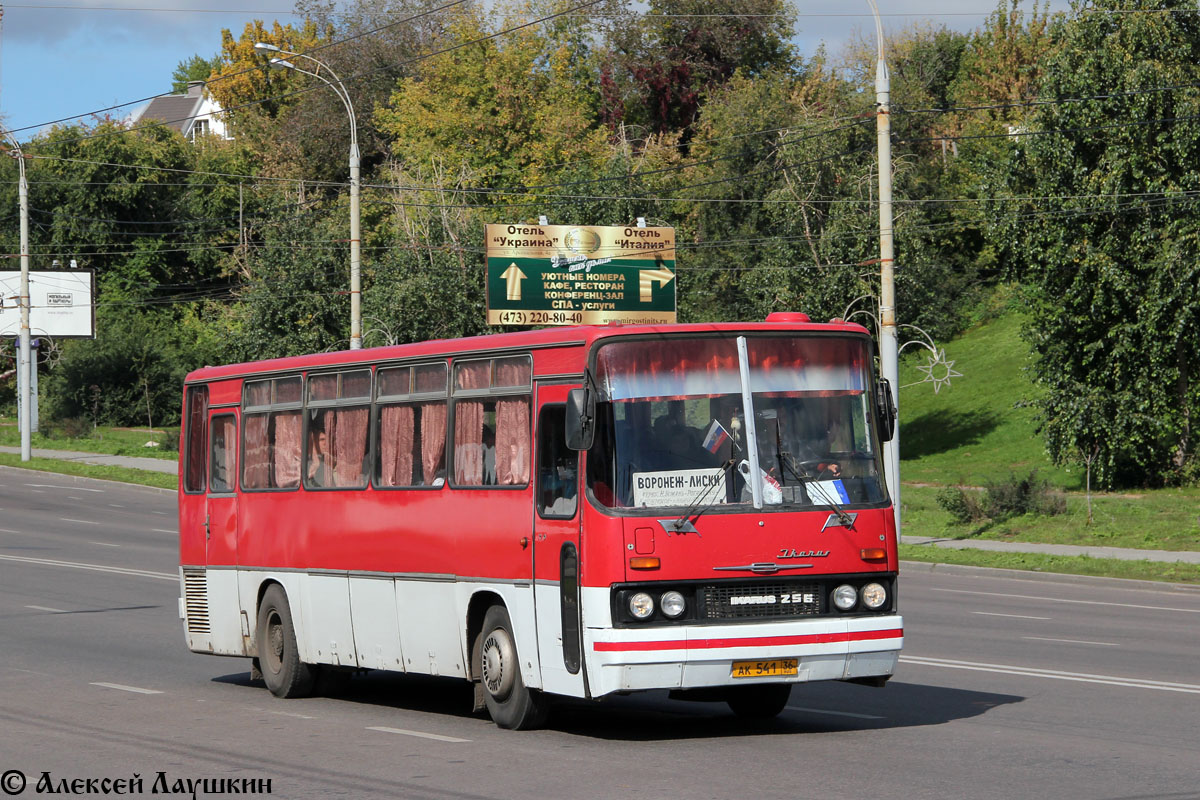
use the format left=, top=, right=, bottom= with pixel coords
left=3, top=125, right=32, bottom=461
left=255, top=43, right=362, bottom=350
left=866, top=0, right=900, bottom=532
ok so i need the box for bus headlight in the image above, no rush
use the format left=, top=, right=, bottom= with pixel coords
left=833, top=584, right=857, bottom=611
left=660, top=590, right=686, bottom=619
left=629, top=592, right=655, bottom=620
left=861, top=582, right=887, bottom=610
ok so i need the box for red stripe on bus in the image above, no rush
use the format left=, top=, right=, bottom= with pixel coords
left=592, top=627, right=904, bottom=652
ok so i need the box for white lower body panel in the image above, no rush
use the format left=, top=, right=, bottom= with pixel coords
left=584, top=613, right=903, bottom=697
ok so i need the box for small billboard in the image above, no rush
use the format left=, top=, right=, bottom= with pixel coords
left=485, top=223, right=676, bottom=326
left=0, top=269, right=96, bottom=339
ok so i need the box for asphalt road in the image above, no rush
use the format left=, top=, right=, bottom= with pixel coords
left=2, top=465, right=1198, bottom=800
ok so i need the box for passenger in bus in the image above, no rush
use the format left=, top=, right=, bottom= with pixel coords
left=307, top=425, right=330, bottom=487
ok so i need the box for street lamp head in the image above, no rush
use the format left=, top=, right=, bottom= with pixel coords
left=269, top=58, right=297, bottom=71
left=254, top=42, right=281, bottom=53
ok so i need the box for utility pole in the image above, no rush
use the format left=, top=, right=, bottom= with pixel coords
left=867, top=0, right=900, bottom=533
left=2, top=123, right=32, bottom=461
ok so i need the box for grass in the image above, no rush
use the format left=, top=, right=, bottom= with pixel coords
left=0, top=418, right=178, bottom=460
left=0, top=451, right=175, bottom=490
left=899, top=543, right=1200, bottom=585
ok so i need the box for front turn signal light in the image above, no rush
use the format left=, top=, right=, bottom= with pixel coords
left=861, top=548, right=887, bottom=561
left=629, top=557, right=661, bottom=570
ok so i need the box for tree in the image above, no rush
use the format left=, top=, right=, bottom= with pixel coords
left=172, top=54, right=220, bottom=93
left=998, top=0, right=1200, bottom=486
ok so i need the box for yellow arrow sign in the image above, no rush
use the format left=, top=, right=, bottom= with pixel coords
left=639, top=268, right=675, bottom=303
left=501, top=263, right=527, bottom=301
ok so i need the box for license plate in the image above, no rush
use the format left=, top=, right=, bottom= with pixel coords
left=730, top=658, right=798, bottom=678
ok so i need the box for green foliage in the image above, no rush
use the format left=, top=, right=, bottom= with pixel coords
left=171, top=54, right=220, bottom=93
left=996, top=0, right=1200, bottom=486
left=935, top=486, right=986, bottom=523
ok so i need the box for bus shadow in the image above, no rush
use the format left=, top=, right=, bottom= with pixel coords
left=903, top=409, right=999, bottom=459
left=214, top=671, right=1021, bottom=739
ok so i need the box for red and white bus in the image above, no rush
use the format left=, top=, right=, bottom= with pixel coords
left=178, top=313, right=902, bottom=728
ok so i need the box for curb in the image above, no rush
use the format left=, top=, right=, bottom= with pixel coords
left=899, top=559, right=1200, bottom=593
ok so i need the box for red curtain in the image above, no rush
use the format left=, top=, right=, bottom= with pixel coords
left=455, top=400, right=485, bottom=485
left=420, top=402, right=447, bottom=484
left=379, top=404, right=415, bottom=487
left=243, top=413, right=270, bottom=489
left=274, top=411, right=301, bottom=488
left=496, top=398, right=530, bottom=485
left=333, top=407, right=369, bottom=487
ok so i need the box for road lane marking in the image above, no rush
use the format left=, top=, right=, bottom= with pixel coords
left=25, top=605, right=66, bottom=613
left=268, top=710, right=316, bottom=720
left=108, top=504, right=125, bottom=508
left=59, top=518, right=99, bottom=525
left=152, top=511, right=169, bottom=516
left=932, top=587, right=1200, bottom=614
left=0, top=528, right=20, bottom=534
left=91, top=682, right=163, bottom=695
left=901, top=655, right=1200, bottom=694
left=1023, top=636, right=1119, bottom=647
left=28, top=484, right=104, bottom=493
left=972, top=612, right=1051, bottom=620
left=787, top=706, right=885, bottom=720
left=152, top=529, right=175, bottom=534
left=89, top=542, right=121, bottom=548
left=0, top=554, right=175, bottom=581
left=366, top=726, right=470, bottom=743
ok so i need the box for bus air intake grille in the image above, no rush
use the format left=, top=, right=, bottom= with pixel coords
left=700, top=583, right=822, bottom=620
left=183, top=569, right=210, bottom=634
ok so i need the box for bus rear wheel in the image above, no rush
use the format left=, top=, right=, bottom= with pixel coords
left=480, top=605, right=549, bottom=730
left=257, top=584, right=315, bottom=699
left=726, top=684, right=792, bottom=720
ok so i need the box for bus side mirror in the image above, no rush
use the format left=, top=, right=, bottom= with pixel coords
left=565, top=387, right=595, bottom=451
left=876, top=378, right=896, bottom=442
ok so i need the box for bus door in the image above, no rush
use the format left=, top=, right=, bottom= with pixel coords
left=206, top=409, right=244, bottom=653
left=532, top=383, right=586, bottom=696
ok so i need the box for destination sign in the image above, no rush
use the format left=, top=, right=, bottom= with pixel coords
left=485, top=223, right=676, bottom=326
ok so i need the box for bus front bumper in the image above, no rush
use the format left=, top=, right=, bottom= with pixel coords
left=584, top=614, right=903, bottom=697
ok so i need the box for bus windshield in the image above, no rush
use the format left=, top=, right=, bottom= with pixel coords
left=586, top=335, right=887, bottom=511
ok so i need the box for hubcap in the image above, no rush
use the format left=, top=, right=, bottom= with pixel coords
left=480, top=626, right=516, bottom=700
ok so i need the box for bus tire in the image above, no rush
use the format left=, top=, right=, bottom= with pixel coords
left=480, top=605, right=549, bottom=730
left=726, top=684, right=791, bottom=720
left=257, top=584, right=315, bottom=699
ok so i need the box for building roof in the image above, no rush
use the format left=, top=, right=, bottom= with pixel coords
left=133, top=82, right=206, bottom=135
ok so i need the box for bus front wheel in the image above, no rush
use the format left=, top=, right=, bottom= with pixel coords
left=479, top=605, right=548, bottom=730
left=257, top=584, right=315, bottom=699
left=726, top=684, right=791, bottom=720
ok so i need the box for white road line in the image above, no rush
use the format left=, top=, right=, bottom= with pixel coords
left=91, top=682, right=163, bottom=695
left=69, top=496, right=83, bottom=500
left=0, top=554, right=176, bottom=582
left=932, top=587, right=1200, bottom=614
left=0, top=528, right=20, bottom=534
left=59, top=518, right=99, bottom=525
left=152, top=529, right=175, bottom=534
left=366, top=726, right=470, bottom=743
left=27, top=484, right=104, bottom=493
left=268, top=710, right=316, bottom=720
left=89, top=542, right=121, bottom=548
left=152, top=511, right=169, bottom=516
left=787, top=706, right=885, bottom=720
left=972, top=611, right=1052, bottom=620
left=901, top=655, right=1200, bottom=694
left=1023, top=636, right=1119, bottom=647
left=25, top=605, right=66, bottom=613
left=108, top=504, right=125, bottom=508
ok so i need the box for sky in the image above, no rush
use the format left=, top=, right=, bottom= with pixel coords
left=0, top=0, right=1075, bottom=141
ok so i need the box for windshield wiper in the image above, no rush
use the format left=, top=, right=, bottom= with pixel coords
left=779, top=450, right=856, bottom=529
left=670, top=457, right=739, bottom=534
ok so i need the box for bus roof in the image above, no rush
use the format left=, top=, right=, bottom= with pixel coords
left=184, top=317, right=872, bottom=384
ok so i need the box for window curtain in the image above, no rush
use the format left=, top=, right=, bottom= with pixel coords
left=453, top=363, right=489, bottom=485
left=274, top=411, right=302, bottom=488
left=333, top=407, right=369, bottom=487
left=496, top=398, right=530, bottom=485
left=420, top=402, right=447, bottom=484
left=243, top=413, right=270, bottom=489
left=379, top=404, right=415, bottom=487
left=185, top=388, right=208, bottom=492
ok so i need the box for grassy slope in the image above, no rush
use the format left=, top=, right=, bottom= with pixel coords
left=897, top=309, right=1200, bottom=553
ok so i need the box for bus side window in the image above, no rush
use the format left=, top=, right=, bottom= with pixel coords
left=209, top=414, right=236, bottom=493
left=183, top=385, right=209, bottom=494
left=538, top=405, right=578, bottom=519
